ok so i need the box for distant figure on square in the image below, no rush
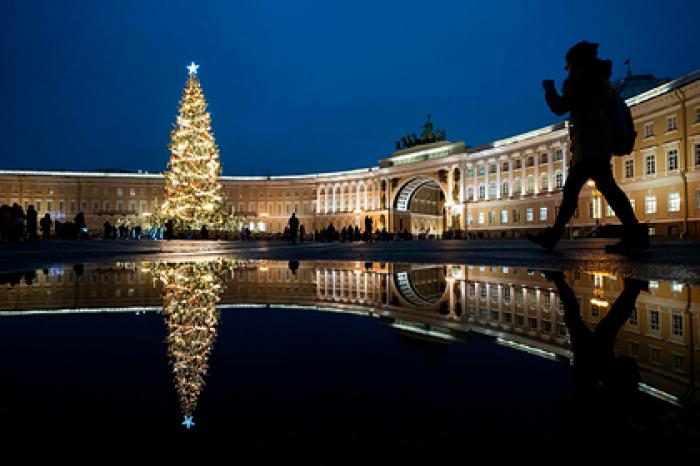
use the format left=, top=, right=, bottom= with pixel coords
left=40, top=213, right=52, bottom=240
left=288, top=212, right=299, bottom=244
left=529, top=41, right=648, bottom=254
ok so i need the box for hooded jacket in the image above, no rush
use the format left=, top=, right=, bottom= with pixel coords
left=545, top=59, right=614, bottom=166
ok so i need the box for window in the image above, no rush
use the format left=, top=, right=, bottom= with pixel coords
left=668, top=192, right=680, bottom=213
left=488, top=211, right=495, bottom=224
left=628, top=308, right=638, bottom=326
left=117, top=188, right=123, bottom=196
left=489, top=182, right=497, bottom=198
left=672, top=315, right=684, bottom=338
left=512, top=209, right=520, bottom=223
left=540, top=153, right=548, bottom=164
left=624, top=159, right=634, bottom=179
left=644, top=122, right=654, bottom=138
left=514, top=178, right=522, bottom=194
left=606, top=204, right=615, bottom=216
left=645, top=195, right=656, bottom=214
left=526, top=208, right=533, bottom=222
left=527, top=176, right=535, bottom=194
left=467, top=187, right=474, bottom=201
left=478, top=166, right=486, bottom=176
left=673, top=354, right=685, bottom=371
left=479, top=185, right=485, bottom=200
left=645, top=154, right=656, bottom=175
left=672, top=282, right=683, bottom=293
left=555, top=171, right=563, bottom=189
left=501, top=209, right=508, bottom=224
left=501, top=161, right=509, bottom=171
left=467, top=213, right=473, bottom=225
left=527, top=156, right=534, bottom=167
left=129, top=188, right=136, bottom=197
left=695, top=107, right=700, bottom=124
left=477, top=212, right=485, bottom=224
left=696, top=144, right=700, bottom=166
left=555, top=149, right=563, bottom=161
left=515, top=159, right=522, bottom=169
left=667, top=148, right=679, bottom=172
left=480, top=285, right=487, bottom=299
left=650, top=348, right=661, bottom=365
left=540, top=173, right=548, bottom=191
left=501, top=181, right=510, bottom=197
left=503, top=287, right=511, bottom=302
left=649, top=310, right=660, bottom=332
left=539, top=207, right=547, bottom=221
left=666, top=115, right=678, bottom=132
left=489, top=164, right=497, bottom=174
left=629, top=341, right=639, bottom=356
left=467, top=168, right=474, bottom=177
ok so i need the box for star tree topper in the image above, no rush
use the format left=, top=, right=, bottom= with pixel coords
left=187, top=61, right=199, bottom=76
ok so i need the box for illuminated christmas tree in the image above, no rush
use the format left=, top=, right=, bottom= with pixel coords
left=161, top=62, right=225, bottom=233
left=154, top=260, right=227, bottom=429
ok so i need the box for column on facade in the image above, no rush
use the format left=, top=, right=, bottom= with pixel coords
left=562, top=143, right=568, bottom=181
left=332, top=184, right=337, bottom=214
left=508, top=158, right=514, bottom=197
left=496, top=158, right=502, bottom=200
left=356, top=181, right=361, bottom=212
left=448, top=278, right=455, bottom=318
left=316, top=185, right=322, bottom=214
left=534, top=150, right=540, bottom=195
left=547, top=147, right=555, bottom=192
left=484, top=163, right=490, bottom=201
left=316, top=269, right=321, bottom=299
left=471, top=167, right=477, bottom=202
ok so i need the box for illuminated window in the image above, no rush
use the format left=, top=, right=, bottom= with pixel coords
left=540, top=153, right=548, bottom=164
left=645, top=195, right=656, bottom=214
left=624, top=159, right=634, bottom=179
left=501, top=209, right=508, bottom=224
left=527, top=176, right=535, bottom=194
left=512, top=209, right=520, bottom=223
left=479, top=185, right=485, bottom=200
left=672, top=282, right=683, bottom=293
left=540, top=173, right=548, bottom=191
left=129, top=188, right=136, bottom=197
left=628, top=308, right=638, bottom=326
left=467, top=213, right=473, bottom=225
left=555, top=149, right=563, bottom=161
left=644, top=122, right=654, bottom=138
left=539, top=207, right=547, bottom=221
left=514, top=178, right=522, bottom=195
left=526, top=208, right=533, bottom=222
left=668, top=192, right=680, bottom=213
left=477, top=212, right=485, bottom=224
left=478, top=166, right=486, bottom=176
left=555, top=171, right=563, bottom=188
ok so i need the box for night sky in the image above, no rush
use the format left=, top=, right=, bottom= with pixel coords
left=2, top=0, right=699, bottom=176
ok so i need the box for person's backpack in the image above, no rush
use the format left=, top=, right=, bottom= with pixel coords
left=610, top=92, right=636, bottom=156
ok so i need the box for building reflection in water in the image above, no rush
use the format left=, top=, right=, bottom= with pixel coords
left=151, top=260, right=228, bottom=429
left=1, top=260, right=698, bottom=421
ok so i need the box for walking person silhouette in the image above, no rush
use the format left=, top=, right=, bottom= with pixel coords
left=529, top=41, right=649, bottom=254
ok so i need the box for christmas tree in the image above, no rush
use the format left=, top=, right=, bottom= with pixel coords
left=153, top=260, right=227, bottom=429
left=161, top=62, right=225, bottom=233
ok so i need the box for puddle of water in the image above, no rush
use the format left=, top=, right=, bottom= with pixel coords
left=0, top=259, right=698, bottom=460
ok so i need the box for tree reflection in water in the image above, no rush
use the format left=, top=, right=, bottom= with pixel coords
left=153, top=260, right=228, bottom=429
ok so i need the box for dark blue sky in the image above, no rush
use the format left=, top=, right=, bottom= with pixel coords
left=3, top=0, right=699, bottom=175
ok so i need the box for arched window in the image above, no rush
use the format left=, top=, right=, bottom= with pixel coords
left=540, top=173, right=549, bottom=192
left=489, top=182, right=497, bottom=198
left=555, top=170, right=564, bottom=189
left=527, top=176, right=535, bottom=194
left=501, top=181, right=510, bottom=197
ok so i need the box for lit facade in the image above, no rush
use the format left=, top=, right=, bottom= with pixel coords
left=1, top=68, right=699, bottom=237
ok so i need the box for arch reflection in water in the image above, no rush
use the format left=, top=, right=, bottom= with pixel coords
left=152, top=260, right=228, bottom=429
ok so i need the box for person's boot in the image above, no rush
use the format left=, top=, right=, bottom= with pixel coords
left=605, top=224, right=650, bottom=254
left=527, top=227, right=562, bottom=251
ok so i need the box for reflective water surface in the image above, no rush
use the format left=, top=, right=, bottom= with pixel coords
left=1, top=260, right=699, bottom=461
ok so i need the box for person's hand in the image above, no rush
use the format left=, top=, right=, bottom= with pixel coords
left=542, top=79, right=555, bottom=90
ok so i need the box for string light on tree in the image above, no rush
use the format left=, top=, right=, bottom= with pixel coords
left=160, top=62, right=225, bottom=233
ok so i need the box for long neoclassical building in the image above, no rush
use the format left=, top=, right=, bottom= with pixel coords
left=2, top=67, right=700, bottom=238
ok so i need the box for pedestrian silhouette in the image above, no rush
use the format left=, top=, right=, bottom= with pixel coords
left=288, top=212, right=299, bottom=244
left=40, top=213, right=52, bottom=240
left=530, top=41, right=649, bottom=254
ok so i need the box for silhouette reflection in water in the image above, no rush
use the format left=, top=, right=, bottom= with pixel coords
left=547, top=271, right=648, bottom=459
left=153, top=260, right=228, bottom=429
